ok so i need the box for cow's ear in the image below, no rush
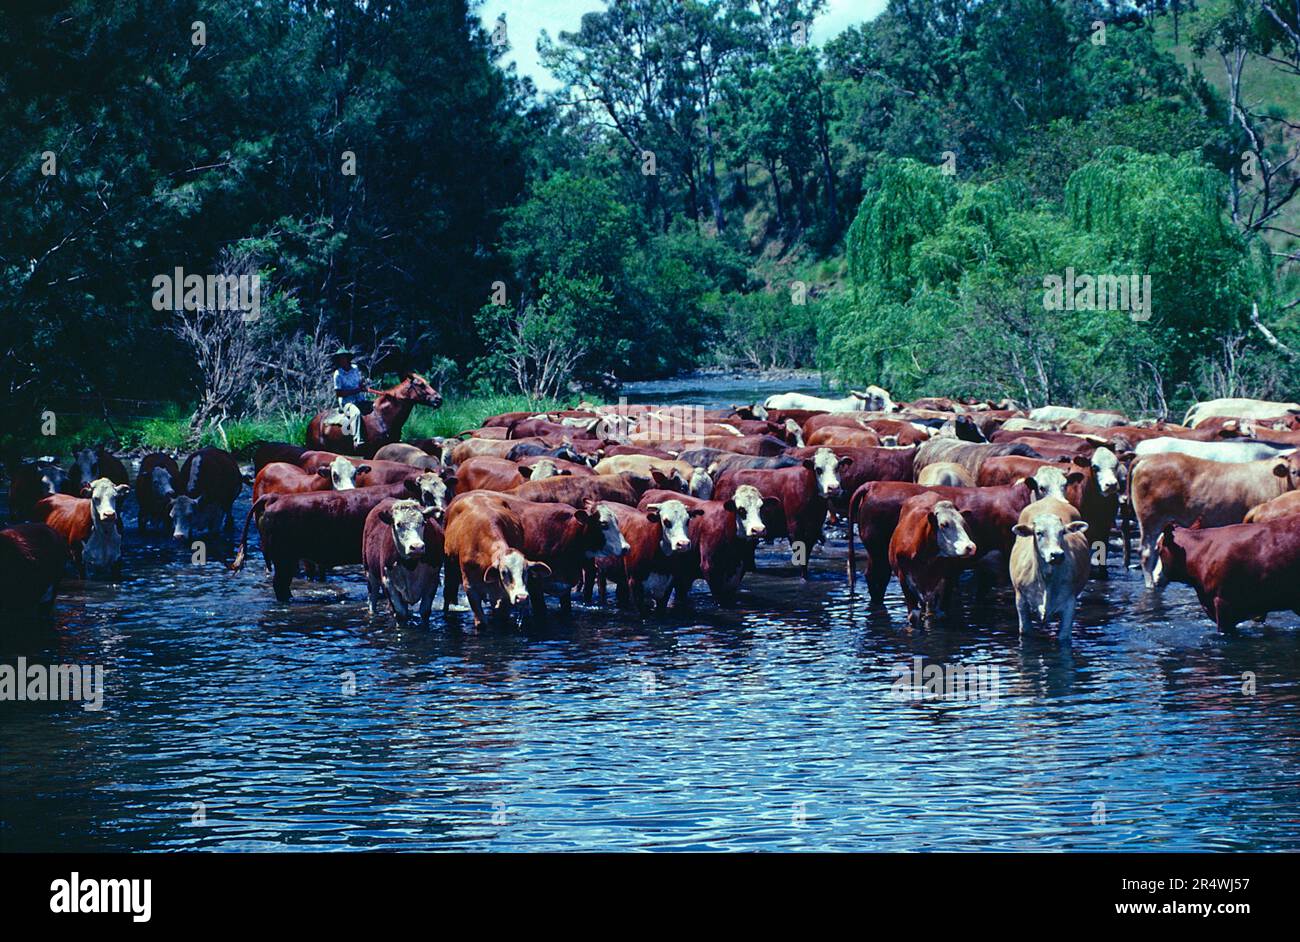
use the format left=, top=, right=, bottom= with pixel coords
left=518, top=466, right=534, bottom=479
left=356, top=465, right=372, bottom=474
left=1013, top=523, right=1034, bottom=537
left=1066, top=472, right=1085, bottom=485
left=441, top=471, right=458, bottom=486
left=838, top=456, right=854, bottom=468
left=1066, top=520, right=1089, bottom=534
left=1023, top=476, right=1038, bottom=492
left=527, top=561, right=552, bottom=579
left=116, top=484, right=131, bottom=495
left=560, top=468, right=572, bottom=476
left=80, top=485, right=91, bottom=497
left=1072, top=454, right=1089, bottom=467
left=316, top=466, right=331, bottom=477
left=483, top=566, right=500, bottom=583
left=574, top=509, right=591, bottom=524
left=689, top=508, right=705, bottom=518
left=762, top=497, right=782, bottom=511
left=645, top=511, right=661, bottom=523
left=1273, top=461, right=1289, bottom=477
left=723, top=500, right=737, bottom=512
left=378, top=510, right=393, bottom=525
left=802, top=458, right=816, bottom=470
left=404, top=478, right=420, bottom=495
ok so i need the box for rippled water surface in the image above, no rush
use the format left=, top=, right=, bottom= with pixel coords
left=4, top=374, right=1300, bottom=851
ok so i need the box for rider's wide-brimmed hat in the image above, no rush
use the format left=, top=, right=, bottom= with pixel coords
left=332, top=347, right=354, bottom=360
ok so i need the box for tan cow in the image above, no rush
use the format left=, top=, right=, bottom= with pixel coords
left=1009, top=497, right=1090, bottom=638
left=1131, top=452, right=1300, bottom=587
left=916, top=461, right=975, bottom=487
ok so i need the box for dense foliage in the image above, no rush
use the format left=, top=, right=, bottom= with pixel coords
left=3, top=0, right=1299, bottom=442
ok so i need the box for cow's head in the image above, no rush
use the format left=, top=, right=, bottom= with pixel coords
left=645, top=499, right=702, bottom=555
left=597, top=413, right=636, bottom=442
left=784, top=418, right=805, bottom=447
left=169, top=494, right=200, bottom=540
left=83, top=477, right=128, bottom=526
left=929, top=500, right=977, bottom=557
left=852, top=385, right=898, bottom=412
left=687, top=467, right=713, bottom=500
left=803, top=447, right=849, bottom=498
left=380, top=499, right=437, bottom=561
left=321, top=455, right=364, bottom=490
left=1013, top=510, right=1087, bottom=570
left=578, top=501, right=629, bottom=559
left=525, top=458, right=562, bottom=481
left=149, top=465, right=177, bottom=501
left=1153, top=523, right=1189, bottom=587
left=1082, top=447, right=1120, bottom=497
left=724, top=484, right=778, bottom=539
left=1023, top=465, right=1080, bottom=502
left=1273, top=452, right=1300, bottom=491
left=405, top=470, right=451, bottom=518
left=552, top=441, right=584, bottom=465
left=398, top=372, right=442, bottom=409
left=34, top=462, right=67, bottom=496
left=71, top=448, right=97, bottom=485
left=486, top=549, right=550, bottom=607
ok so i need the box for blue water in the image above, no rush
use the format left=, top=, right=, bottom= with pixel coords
left=3, top=374, right=1299, bottom=851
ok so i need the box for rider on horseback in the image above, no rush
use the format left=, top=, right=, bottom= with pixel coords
left=330, top=348, right=372, bottom=444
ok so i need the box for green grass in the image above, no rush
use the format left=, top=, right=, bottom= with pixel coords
left=2, top=394, right=576, bottom=466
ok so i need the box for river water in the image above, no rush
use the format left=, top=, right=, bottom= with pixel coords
left=3, top=373, right=1299, bottom=851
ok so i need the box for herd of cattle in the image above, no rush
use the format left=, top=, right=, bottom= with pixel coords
left=5, top=382, right=1300, bottom=637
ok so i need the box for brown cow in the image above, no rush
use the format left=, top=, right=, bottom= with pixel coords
left=509, top=471, right=674, bottom=509
left=454, top=456, right=530, bottom=493
left=635, top=488, right=773, bottom=605
left=1131, top=452, right=1300, bottom=587
left=1243, top=490, right=1300, bottom=523
left=889, top=494, right=977, bottom=626
left=712, top=450, right=846, bottom=579
left=171, top=447, right=246, bottom=540
left=252, top=458, right=363, bottom=504
left=806, top=426, right=883, bottom=448
left=441, top=492, right=552, bottom=627
left=979, top=448, right=1121, bottom=568
left=646, top=435, right=788, bottom=457
left=252, top=441, right=309, bottom=473
left=65, top=447, right=129, bottom=494
left=591, top=500, right=702, bottom=610
left=517, top=455, right=593, bottom=477
left=8, top=460, right=68, bottom=522
left=1156, top=518, right=1300, bottom=631
left=136, top=452, right=181, bottom=532
left=847, top=477, right=1059, bottom=603
left=372, top=442, right=444, bottom=470
left=0, top=523, right=68, bottom=611
left=230, top=477, right=442, bottom=601
left=34, top=478, right=129, bottom=577
left=443, top=493, right=627, bottom=616
left=363, top=497, right=445, bottom=626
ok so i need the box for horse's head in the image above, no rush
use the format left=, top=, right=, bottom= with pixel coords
left=391, top=372, right=443, bottom=409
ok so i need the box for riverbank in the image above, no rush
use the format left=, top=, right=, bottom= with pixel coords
left=1, top=394, right=566, bottom=463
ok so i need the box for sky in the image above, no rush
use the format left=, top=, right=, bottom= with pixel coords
left=477, top=0, right=888, bottom=93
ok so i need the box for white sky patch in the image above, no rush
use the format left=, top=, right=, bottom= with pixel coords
left=479, top=0, right=887, bottom=94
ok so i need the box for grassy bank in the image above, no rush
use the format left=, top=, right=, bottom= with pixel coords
left=2, top=394, right=570, bottom=465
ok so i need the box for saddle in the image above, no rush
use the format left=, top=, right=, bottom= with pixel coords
left=321, top=403, right=363, bottom=443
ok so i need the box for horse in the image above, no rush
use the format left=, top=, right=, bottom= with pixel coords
left=306, top=373, right=442, bottom=457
